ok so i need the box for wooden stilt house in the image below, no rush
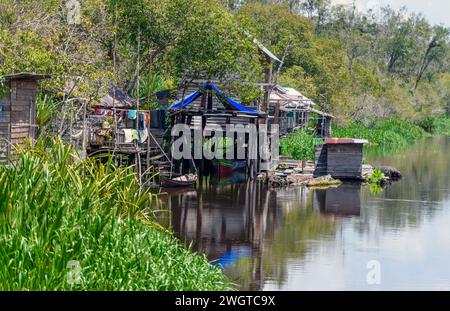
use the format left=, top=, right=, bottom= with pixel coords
left=86, top=87, right=167, bottom=181
left=168, top=83, right=265, bottom=179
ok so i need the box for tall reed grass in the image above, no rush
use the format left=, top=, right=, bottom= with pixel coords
left=0, top=138, right=232, bottom=290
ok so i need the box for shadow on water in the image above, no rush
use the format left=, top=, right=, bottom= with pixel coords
left=159, top=136, right=450, bottom=290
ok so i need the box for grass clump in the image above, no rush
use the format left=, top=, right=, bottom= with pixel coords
left=0, top=138, right=233, bottom=291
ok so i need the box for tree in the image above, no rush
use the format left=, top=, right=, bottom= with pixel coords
left=414, top=26, right=450, bottom=91
left=298, top=0, right=331, bottom=33
left=109, top=0, right=262, bottom=98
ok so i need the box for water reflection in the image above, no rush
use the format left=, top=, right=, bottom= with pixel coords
left=161, top=136, right=450, bottom=290
left=314, top=182, right=362, bottom=217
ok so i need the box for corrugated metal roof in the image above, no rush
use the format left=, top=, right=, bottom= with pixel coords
left=253, top=38, right=282, bottom=63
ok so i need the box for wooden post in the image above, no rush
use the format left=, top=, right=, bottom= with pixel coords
left=274, top=101, right=280, bottom=127
left=81, top=100, right=87, bottom=159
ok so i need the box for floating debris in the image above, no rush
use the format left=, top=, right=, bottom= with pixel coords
left=305, top=175, right=342, bottom=188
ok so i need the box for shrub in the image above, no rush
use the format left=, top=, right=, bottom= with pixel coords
left=280, top=130, right=322, bottom=161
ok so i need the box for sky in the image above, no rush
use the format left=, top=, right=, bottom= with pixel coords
left=332, top=0, right=450, bottom=27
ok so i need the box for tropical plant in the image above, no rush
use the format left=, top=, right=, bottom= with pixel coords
left=36, top=93, right=60, bottom=129
left=0, top=138, right=233, bottom=290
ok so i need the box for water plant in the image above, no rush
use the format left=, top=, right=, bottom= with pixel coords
left=368, top=168, right=386, bottom=185
left=0, top=138, right=233, bottom=290
left=430, top=116, right=450, bottom=136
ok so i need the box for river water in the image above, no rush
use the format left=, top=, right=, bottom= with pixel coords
left=160, top=136, right=450, bottom=290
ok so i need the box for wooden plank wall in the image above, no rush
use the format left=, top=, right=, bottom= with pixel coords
left=326, top=144, right=364, bottom=179
left=10, top=80, right=37, bottom=147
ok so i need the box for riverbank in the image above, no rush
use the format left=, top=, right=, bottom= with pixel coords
left=0, top=139, right=233, bottom=291
left=281, top=116, right=450, bottom=161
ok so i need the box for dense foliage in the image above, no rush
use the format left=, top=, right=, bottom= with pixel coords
left=0, top=139, right=232, bottom=290
left=1, top=0, right=448, bottom=120
left=332, top=119, right=426, bottom=150
left=280, top=130, right=321, bottom=160
left=233, top=0, right=450, bottom=120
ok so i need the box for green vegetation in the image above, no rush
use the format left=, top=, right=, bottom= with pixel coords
left=366, top=168, right=386, bottom=196
left=1, top=1, right=448, bottom=118
left=420, top=116, right=450, bottom=136
left=0, top=139, right=232, bottom=290
left=280, top=130, right=322, bottom=161
left=333, top=119, right=426, bottom=150
left=280, top=117, right=450, bottom=160
left=368, top=168, right=385, bottom=185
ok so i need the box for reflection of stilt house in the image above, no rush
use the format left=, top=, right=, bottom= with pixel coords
left=0, top=73, right=50, bottom=162
left=168, top=181, right=276, bottom=290
left=269, top=85, right=334, bottom=138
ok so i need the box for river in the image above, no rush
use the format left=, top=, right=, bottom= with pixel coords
left=159, top=136, right=450, bottom=290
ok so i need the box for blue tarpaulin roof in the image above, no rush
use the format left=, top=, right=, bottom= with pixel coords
left=169, top=83, right=259, bottom=115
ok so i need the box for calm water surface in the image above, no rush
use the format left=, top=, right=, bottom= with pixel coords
left=160, top=136, right=450, bottom=290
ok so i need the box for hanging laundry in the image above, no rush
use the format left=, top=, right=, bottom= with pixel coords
left=95, top=108, right=113, bottom=116
left=139, top=130, right=148, bottom=143
left=128, top=110, right=137, bottom=120
left=138, top=113, right=144, bottom=130
left=132, top=129, right=139, bottom=141
left=123, top=129, right=133, bottom=143
left=122, top=129, right=139, bottom=143
left=95, top=108, right=105, bottom=115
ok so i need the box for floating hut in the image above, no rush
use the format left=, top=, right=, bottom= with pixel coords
left=0, top=73, right=50, bottom=162
left=314, top=138, right=369, bottom=179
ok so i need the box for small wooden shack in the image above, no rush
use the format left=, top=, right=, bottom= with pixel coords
left=0, top=73, right=50, bottom=162
left=314, top=138, right=368, bottom=179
